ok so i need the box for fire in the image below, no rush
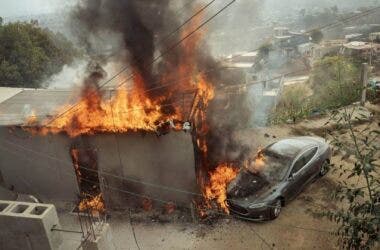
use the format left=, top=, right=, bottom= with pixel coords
left=142, top=198, right=153, bottom=211
left=22, top=4, right=215, bottom=139
left=28, top=77, right=181, bottom=137
left=164, top=202, right=176, bottom=214
left=20, top=5, right=224, bottom=217
left=25, top=110, right=37, bottom=125
left=204, top=163, right=239, bottom=213
left=70, top=149, right=82, bottom=184
left=248, top=148, right=266, bottom=173
left=78, top=193, right=105, bottom=215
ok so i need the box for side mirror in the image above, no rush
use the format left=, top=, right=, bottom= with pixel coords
left=288, top=173, right=295, bottom=181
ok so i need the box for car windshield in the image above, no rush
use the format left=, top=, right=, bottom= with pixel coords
left=248, top=149, right=293, bottom=182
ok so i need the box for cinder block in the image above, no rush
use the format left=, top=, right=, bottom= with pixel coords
left=0, top=200, right=62, bottom=250
left=83, top=223, right=115, bottom=250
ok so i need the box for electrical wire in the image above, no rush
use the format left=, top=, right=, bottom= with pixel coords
left=0, top=140, right=376, bottom=240
left=2, top=137, right=368, bottom=212
left=2, top=5, right=378, bottom=126
left=129, top=208, right=141, bottom=250
left=44, top=0, right=234, bottom=127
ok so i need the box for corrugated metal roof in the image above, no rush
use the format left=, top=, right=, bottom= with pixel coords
left=0, top=89, right=77, bottom=126
left=0, top=87, right=24, bottom=104
left=0, top=88, right=197, bottom=126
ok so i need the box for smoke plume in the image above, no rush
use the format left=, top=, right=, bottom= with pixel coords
left=69, top=0, right=251, bottom=175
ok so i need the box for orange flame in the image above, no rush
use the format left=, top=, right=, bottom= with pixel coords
left=164, top=202, right=176, bottom=214
left=70, top=149, right=82, bottom=184
left=251, top=148, right=266, bottom=173
left=78, top=193, right=105, bottom=215
left=204, top=163, right=239, bottom=213
left=25, top=110, right=37, bottom=125
left=22, top=4, right=215, bottom=139
left=142, top=198, right=153, bottom=211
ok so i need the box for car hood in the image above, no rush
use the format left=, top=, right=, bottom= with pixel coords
left=227, top=169, right=276, bottom=203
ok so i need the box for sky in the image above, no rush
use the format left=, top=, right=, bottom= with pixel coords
left=0, top=0, right=76, bottom=17
left=0, top=0, right=377, bottom=18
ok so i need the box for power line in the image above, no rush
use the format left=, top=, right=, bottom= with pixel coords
left=320, top=7, right=380, bottom=32
left=129, top=208, right=141, bottom=250
left=4, top=4, right=377, bottom=127
left=44, top=0, right=234, bottom=128
left=1, top=139, right=377, bottom=239
left=249, top=227, right=274, bottom=250
left=1, top=138, right=203, bottom=197
left=0, top=137, right=355, bottom=211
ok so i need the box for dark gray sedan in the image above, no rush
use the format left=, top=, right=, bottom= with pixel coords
left=226, top=136, right=331, bottom=220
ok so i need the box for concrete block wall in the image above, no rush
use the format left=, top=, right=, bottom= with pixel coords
left=0, top=127, right=79, bottom=202
left=0, top=200, right=62, bottom=250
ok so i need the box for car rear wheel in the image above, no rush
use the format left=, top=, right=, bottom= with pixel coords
left=319, top=160, right=329, bottom=176
left=269, top=199, right=282, bottom=220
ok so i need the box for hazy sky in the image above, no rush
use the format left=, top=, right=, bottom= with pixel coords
left=0, top=0, right=76, bottom=17
left=0, top=0, right=376, bottom=18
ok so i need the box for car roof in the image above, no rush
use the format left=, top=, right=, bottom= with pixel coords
left=267, top=137, right=318, bottom=158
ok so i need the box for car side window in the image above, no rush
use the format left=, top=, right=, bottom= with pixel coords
left=291, top=158, right=304, bottom=174
left=303, top=147, right=318, bottom=164
left=291, top=147, right=318, bottom=175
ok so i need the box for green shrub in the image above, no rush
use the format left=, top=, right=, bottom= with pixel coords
left=270, top=56, right=363, bottom=124
left=311, top=56, right=361, bottom=110
left=269, top=84, right=313, bottom=124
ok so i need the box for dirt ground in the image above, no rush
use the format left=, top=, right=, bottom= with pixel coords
left=55, top=103, right=379, bottom=250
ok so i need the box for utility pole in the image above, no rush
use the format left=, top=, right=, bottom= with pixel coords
left=361, top=63, right=369, bottom=106
left=369, top=38, right=373, bottom=67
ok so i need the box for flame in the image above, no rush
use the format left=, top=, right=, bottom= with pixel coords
left=70, top=149, right=82, bottom=184
left=164, top=202, right=176, bottom=214
left=204, top=163, right=239, bottom=213
left=142, top=198, right=153, bottom=211
left=29, top=78, right=180, bottom=137
left=22, top=4, right=214, bottom=139
left=249, top=148, right=266, bottom=173
left=78, top=193, right=105, bottom=215
left=21, top=6, right=222, bottom=217
left=25, top=110, right=37, bottom=125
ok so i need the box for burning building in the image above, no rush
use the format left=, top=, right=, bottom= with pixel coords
left=0, top=86, right=202, bottom=210
left=0, top=0, right=249, bottom=215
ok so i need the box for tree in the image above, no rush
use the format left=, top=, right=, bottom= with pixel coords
left=0, top=21, right=77, bottom=88
left=310, top=29, right=324, bottom=44
left=310, top=56, right=361, bottom=110
left=323, top=106, right=380, bottom=249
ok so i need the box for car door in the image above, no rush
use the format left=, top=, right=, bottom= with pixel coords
left=300, top=147, right=319, bottom=184
left=284, top=147, right=318, bottom=200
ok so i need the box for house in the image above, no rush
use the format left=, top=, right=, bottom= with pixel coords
left=369, top=32, right=380, bottom=42
left=0, top=88, right=199, bottom=210
left=342, top=41, right=380, bottom=60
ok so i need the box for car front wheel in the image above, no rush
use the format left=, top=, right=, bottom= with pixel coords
left=269, top=199, right=282, bottom=220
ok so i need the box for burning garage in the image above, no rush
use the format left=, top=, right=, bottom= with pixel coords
left=0, top=0, right=253, bottom=217
left=0, top=79, right=209, bottom=212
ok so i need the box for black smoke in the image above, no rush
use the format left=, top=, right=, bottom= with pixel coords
left=71, top=0, right=194, bottom=90
left=70, top=0, right=251, bottom=178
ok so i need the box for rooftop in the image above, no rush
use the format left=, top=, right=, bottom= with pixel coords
left=0, top=88, right=196, bottom=126
left=343, top=41, right=378, bottom=50
left=0, top=89, right=76, bottom=126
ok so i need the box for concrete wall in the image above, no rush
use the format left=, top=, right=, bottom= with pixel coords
left=0, top=127, right=79, bottom=202
left=0, top=200, right=62, bottom=250
left=0, top=127, right=198, bottom=209
left=91, top=132, right=198, bottom=209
